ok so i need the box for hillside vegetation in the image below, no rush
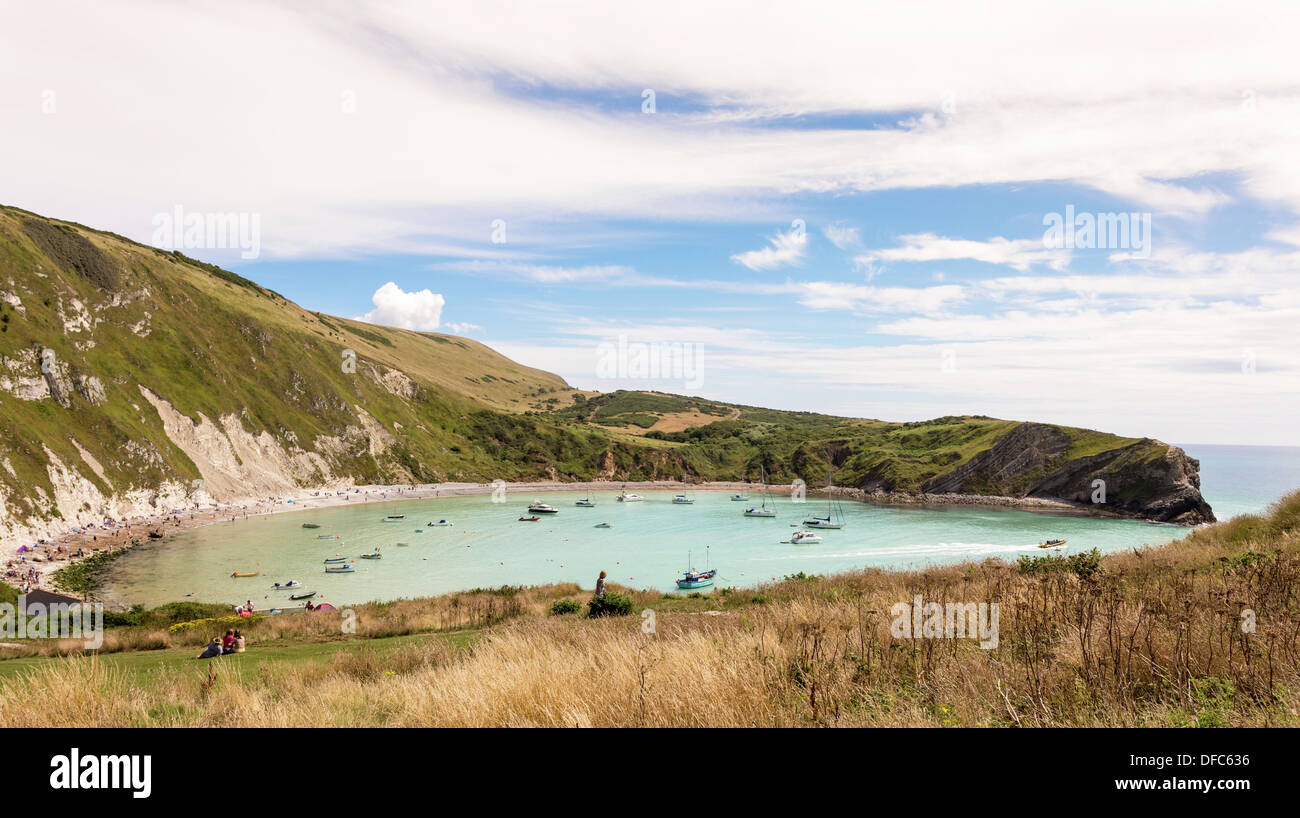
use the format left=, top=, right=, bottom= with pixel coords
left=0, top=205, right=1210, bottom=542
left=2, top=490, right=1296, bottom=728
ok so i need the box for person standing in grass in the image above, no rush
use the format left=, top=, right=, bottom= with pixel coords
left=595, top=570, right=607, bottom=596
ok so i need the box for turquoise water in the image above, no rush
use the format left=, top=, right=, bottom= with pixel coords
left=100, top=444, right=1300, bottom=607
left=101, top=490, right=1188, bottom=607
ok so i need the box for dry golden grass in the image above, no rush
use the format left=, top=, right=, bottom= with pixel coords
left=3, top=494, right=1299, bottom=727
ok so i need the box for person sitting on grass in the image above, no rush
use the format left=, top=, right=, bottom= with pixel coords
left=221, top=629, right=236, bottom=654
left=196, top=637, right=222, bottom=659
left=234, top=629, right=246, bottom=653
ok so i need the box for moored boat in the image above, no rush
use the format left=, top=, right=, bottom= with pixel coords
left=617, top=490, right=644, bottom=502
left=289, top=591, right=316, bottom=600
left=359, top=552, right=382, bottom=559
left=675, top=547, right=716, bottom=589
left=789, top=529, right=822, bottom=544
left=382, top=514, right=406, bottom=522
left=527, top=501, right=559, bottom=514
left=323, top=556, right=349, bottom=564
left=743, top=465, right=776, bottom=517
left=594, top=522, right=612, bottom=528
left=302, top=523, right=320, bottom=529
left=575, top=497, right=595, bottom=507
left=324, top=564, right=355, bottom=573
left=429, top=520, right=453, bottom=526
left=231, top=571, right=259, bottom=578
left=272, top=580, right=303, bottom=589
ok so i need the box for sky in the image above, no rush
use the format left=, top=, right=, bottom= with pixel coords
left=2, top=1, right=1299, bottom=445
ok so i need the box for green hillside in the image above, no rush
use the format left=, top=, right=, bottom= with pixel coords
left=0, top=205, right=1213, bottom=537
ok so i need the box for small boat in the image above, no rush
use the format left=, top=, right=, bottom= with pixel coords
left=594, top=522, right=612, bottom=529
left=325, top=564, right=355, bottom=573
left=527, top=502, right=559, bottom=514
left=289, top=591, right=316, bottom=600
left=731, top=494, right=749, bottom=501
left=1038, top=539, right=1068, bottom=550
left=382, top=514, right=406, bottom=522
left=743, top=465, right=776, bottom=517
left=316, top=534, right=339, bottom=540
left=674, top=476, right=695, bottom=504
left=617, top=491, right=644, bottom=502
left=789, top=529, right=822, bottom=544
left=302, top=523, right=320, bottom=529
left=428, top=520, right=453, bottom=527
left=323, top=556, right=349, bottom=564
left=231, top=571, right=259, bottom=578
left=803, top=465, right=847, bottom=529
left=359, top=552, right=382, bottom=560
left=575, top=498, right=595, bottom=507
left=675, top=548, right=716, bottom=589
left=396, top=542, right=410, bottom=547
left=676, top=572, right=714, bottom=589
left=518, top=515, right=541, bottom=522
left=414, top=529, right=424, bottom=533
left=271, top=580, right=303, bottom=589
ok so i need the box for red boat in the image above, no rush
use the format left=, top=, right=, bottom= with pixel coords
left=518, top=515, right=541, bottom=522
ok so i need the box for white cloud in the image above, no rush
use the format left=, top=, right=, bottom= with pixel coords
left=3, top=3, right=1300, bottom=257
left=359, top=282, right=446, bottom=331
left=822, top=223, right=861, bottom=250
left=857, top=233, right=1071, bottom=272
left=731, top=227, right=808, bottom=271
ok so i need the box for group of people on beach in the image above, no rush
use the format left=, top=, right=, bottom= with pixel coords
left=196, top=628, right=245, bottom=659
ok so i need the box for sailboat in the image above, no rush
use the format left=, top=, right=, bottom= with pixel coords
left=575, top=493, right=595, bottom=507
left=801, top=466, right=846, bottom=529
left=744, top=465, right=776, bottom=517
left=672, top=474, right=695, bottom=504
left=675, top=547, right=716, bottom=589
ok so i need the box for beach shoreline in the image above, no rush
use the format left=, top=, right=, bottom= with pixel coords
left=4, top=479, right=1177, bottom=596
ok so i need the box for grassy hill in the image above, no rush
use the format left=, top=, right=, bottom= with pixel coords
left=0, top=205, right=1212, bottom=543
left=3, top=490, right=1295, bottom=728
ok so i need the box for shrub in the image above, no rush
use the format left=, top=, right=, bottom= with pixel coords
left=587, top=592, right=635, bottom=618
left=550, top=599, right=581, bottom=616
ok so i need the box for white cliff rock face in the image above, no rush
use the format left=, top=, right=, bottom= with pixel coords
left=0, top=445, right=193, bottom=551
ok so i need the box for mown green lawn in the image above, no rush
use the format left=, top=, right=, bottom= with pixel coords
left=0, top=628, right=481, bottom=686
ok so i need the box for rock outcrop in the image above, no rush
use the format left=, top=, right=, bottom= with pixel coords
left=920, top=423, right=1214, bottom=524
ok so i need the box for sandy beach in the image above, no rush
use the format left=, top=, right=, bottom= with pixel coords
left=3, top=478, right=1116, bottom=595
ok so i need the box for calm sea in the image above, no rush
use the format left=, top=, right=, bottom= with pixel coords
left=101, top=444, right=1300, bottom=607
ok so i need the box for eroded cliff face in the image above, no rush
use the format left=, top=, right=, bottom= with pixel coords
left=920, top=423, right=1214, bottom=524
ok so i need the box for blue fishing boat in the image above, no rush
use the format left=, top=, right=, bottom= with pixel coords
left=323, top=556, right=349, bottom=564
left=675, top=548, right=716, bottom=589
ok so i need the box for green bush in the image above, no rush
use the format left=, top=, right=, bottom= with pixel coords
left=550, top=598, right=581, bottom=616
left=587, top=592, right=635, bottom=618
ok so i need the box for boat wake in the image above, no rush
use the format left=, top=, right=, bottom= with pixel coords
left=751, top=541, right=1060, bottom=561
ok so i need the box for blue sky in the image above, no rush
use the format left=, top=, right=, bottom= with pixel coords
left=4, top=1, right=1299, bottom=444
